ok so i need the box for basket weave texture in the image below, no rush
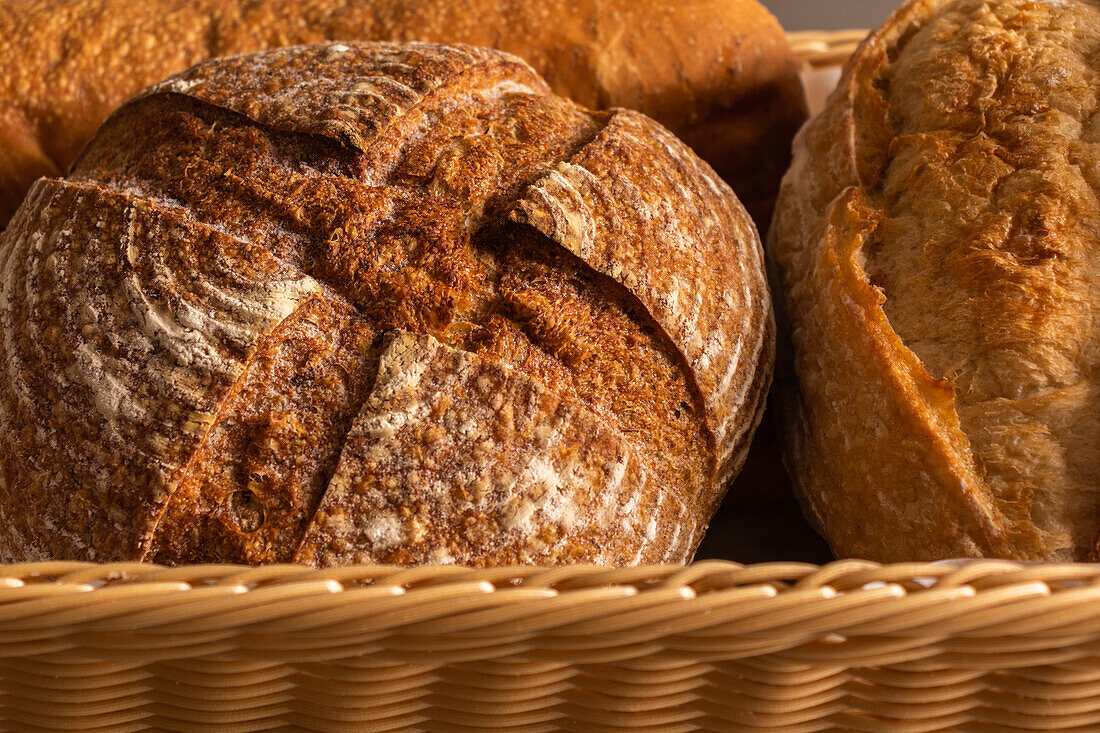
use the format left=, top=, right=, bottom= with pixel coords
left=4, top=559, right=1100, bottom=731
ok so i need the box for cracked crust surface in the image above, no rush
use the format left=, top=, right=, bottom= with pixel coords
left=0, top=42, right=772, bottom=565
left=771, top=0, right=1100, bottom=562
left=295, top=332, right=699, bottom=567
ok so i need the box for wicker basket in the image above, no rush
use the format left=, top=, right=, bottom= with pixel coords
left=6, top=560, right=1100, bottom=731
left=14, top=30, right=1098, bottom=733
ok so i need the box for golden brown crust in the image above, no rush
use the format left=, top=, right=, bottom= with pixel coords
left=0, top=178, right=322, bottom=560
left=770, top=0, right=1100, bottom=562
left=147, top=296, right=377, bottom=565
left=0, top=0, right=805, bottom=228
left=294, top=332, right=698, bottom=567
left=0, top=42, right=772, bottom=565
left=512, top=110, right=774, bottom=506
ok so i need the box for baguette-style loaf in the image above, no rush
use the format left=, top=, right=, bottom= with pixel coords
left=0, top=42, right=773, bottom=565
left=0, top=0, right=806, bottom=228
left=771, top=0, right=1100, bottom=562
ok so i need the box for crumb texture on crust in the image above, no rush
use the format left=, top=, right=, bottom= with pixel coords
left=771, top=0, right=1100, bottom=561
left=513, top=110, right=773, bottom=502
left=0, top=178, right=320, bottom=560
left=0, top=42, right=771, bottom=565
left=295, top=331, right=697, bottom=567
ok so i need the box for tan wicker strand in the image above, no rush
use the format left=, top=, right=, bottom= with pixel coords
left=787, top=29, right=868, bottom=69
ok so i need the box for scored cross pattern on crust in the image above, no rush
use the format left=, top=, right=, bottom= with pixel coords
left=0, top=42, right=772, bottom=565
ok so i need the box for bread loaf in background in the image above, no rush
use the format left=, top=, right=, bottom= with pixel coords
left=0, top=42, right=774, bottom=565
left=771, top=0, right=1100, bottom=562
left=0, top=0, right=806, bottom=228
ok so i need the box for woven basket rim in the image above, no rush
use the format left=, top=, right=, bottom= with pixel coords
left=2, top=559, right=1099, bottom=669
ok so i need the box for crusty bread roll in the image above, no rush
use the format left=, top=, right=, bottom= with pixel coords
left=771, top=0, right=1100, bottom=562
left=0, top=42, right=773, bottom=565
left=0, top=0, right=806, bottom=229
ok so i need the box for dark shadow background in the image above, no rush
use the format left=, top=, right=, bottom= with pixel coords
left=694, top=498, right=833, bottom=564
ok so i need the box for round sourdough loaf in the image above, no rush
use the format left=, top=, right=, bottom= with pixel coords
left=0, top=42, right=773, bottom=565
left=771, top=0, right=1100, bottom=562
